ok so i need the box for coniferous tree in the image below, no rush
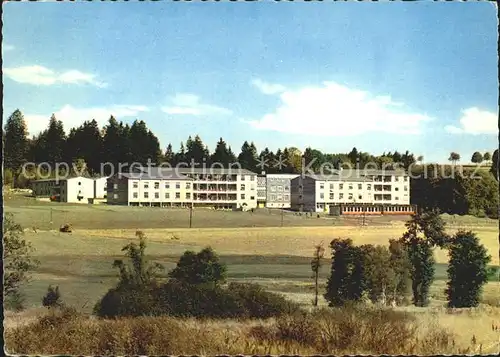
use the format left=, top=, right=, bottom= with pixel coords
left=44, top=114, right=66, bottom=168
left=211, top=137, right=236, bottom=167
left=4, top=109, right=29, bottom=173
left=66, top=119, right=103, bottom=174
left=238, top=141, right=258, bottom=172
left=102, top=116, right=123, bottom=170
left=186, top=135, right=209, bottom=166
left=164, top=143, right=174, bottom=164
left=347, top=147, right=359, bottom=166
left=445, top=230, right=491, bottom=308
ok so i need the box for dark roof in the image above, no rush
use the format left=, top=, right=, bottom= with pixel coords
left=117, top=172, right=192, bottom=180
left=291, top=169, right=408, bottom=182
left=132, top=166, right=257, bottom=176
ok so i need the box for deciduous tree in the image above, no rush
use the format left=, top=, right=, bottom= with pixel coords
left=446, top=230, right=491, bottom=308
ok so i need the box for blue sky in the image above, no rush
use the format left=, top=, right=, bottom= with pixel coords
left=3, top=1, right=498, bottom=163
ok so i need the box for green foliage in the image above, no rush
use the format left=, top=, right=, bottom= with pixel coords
left=228, top=282, right=300, bottom=318
left=4, top=109, right=29, bottom=173
left=448, top=152, right=460, bottom=164
left=168, top=247, right=227, bottom=286
left=446, top=230, right=491, bottom=308
left=210, top=137, right=237, bottom=166
left=94, top=232, right=164, bottom=317
left=400, top=210, right=448, bottom=306
left=94, top=285, right=163, bottom=318
left=491, top=149, right=498, bottom=180
left=157, top=280, right=246, bottom=318
left=471, top=151, right=483, bottom=163
left=42, top=285, right=63, bottom=309
left=406, top=241, right=435, bottom=307
left=388, top=239, right=412, bottom=304
left=113, top=232, right=164, bottom=289
left=324, top=238, right=366, bottom=307
left=3, top=213, right=39, bottom=310
left=360, top=244, right=397, bottom=305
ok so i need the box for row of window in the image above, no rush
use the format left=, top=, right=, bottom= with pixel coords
left=131, top=192, right=256, bottom=200
left=133, top=181, right=189, bottom=190
left=317, top=183, right=408, bottom=191
left=269, top=194, right=290, bottom=201
left=130, top=181, right=255, bottom=191
left=269, top=185, right=290, bottom=192
left=303, top=192, right=406, bottom=201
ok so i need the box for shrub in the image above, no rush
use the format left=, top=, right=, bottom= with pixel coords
left=168, top=247, right=227, bottom=286
left=94, top=285, right=163, bottom=318
left=229, top=282, right=300, bottom=318
left=446, top=230, right=491, bottom=308
left=42, top=285, right=63, bottom=308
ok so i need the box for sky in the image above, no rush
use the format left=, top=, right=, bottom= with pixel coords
left=2, top=1, right=498, bottom=163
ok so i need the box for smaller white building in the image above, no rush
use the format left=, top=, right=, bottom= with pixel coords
left=93, top=176, right=109, bottom=199
left=31, top=176, right=106, bottom=203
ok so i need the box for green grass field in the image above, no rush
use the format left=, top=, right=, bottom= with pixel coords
left=4, top=193, right=499, bottom=313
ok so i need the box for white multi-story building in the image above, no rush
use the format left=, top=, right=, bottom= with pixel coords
left=106, top=167, right=258, bottom=209
left=31, top=176, right=96, bottom=203
left=290, top=169, right=411, bottom=212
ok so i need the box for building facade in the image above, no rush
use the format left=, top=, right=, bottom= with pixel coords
left=106, top=167, right=258, bottom=209
left=265, top=174, right=299, bottom=208
left=256, top=175, right=267, bottom=208
left=32, top=177, right=96, bottom=203
left=290, top=170, right=411, bottom=212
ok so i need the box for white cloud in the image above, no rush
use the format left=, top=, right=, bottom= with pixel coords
left=444, top=107, right=497, bottom=135
left=161, top=93, right=232, bottom=116
left=245, top=81, right=432, bottom=136
left=2, top=44, right=15, bottom=52
left=24, top=104, right=149, bottom=136
left=251, top=78, right=286, bottom=95
left=3, top=65, right=108, bottom=88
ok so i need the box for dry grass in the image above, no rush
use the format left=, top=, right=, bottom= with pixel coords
left=5, top=305, right=499, bottom=355
left=74, top=225, right=498, bottom=264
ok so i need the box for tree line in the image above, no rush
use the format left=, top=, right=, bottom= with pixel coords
left=3, top=109, right=499, bottom=218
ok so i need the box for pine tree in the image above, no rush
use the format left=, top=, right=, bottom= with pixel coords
left=66, top=120, right=103, bottom=174
left=102, top=116, right=122, bottom=170
left=446, top=230, right=491, bottom=308
left=45, top=114, right=66, bottom=168
left=211, top=137, right=236, bottom=167
left=4, top=109, right=29, bottom=173
left=186, top=135, right=209, bottom=166
left=164, top=143, right=174, bottom=164
left=238, top=141, right=258, bottom=171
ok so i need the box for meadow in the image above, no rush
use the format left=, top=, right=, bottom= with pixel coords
left=4, top=193, right=500, bottom=354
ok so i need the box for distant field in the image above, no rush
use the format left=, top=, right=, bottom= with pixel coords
left=4, top=193, right=499, bottom=313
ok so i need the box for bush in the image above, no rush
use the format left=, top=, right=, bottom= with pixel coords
left=229, top=282, right=300, bottom=318
left=94, top=285, right=163, bottom=318
left=158, top=280, right=246, bottom=318
left=42, top=285, right=63, bottom=308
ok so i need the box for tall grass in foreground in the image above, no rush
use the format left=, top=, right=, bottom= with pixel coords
left=5, top=305, right=478, bottom=355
